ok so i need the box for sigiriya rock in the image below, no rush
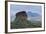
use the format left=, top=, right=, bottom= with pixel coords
left=11, top=11, right=41, bottom=29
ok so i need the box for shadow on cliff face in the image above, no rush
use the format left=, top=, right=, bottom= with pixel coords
left=16, top=11, right=27, bottom=21
left=11, top=11, right=41, bottom=29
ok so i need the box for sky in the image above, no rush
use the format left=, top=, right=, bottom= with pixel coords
left=10, top=4, right=42, bottom=22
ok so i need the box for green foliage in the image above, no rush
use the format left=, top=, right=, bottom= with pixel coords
left=11, top=17, right=41, bottom=29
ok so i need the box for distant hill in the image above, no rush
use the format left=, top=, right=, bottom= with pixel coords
left=27, top=12, right=40, bottom=17
left=27, top=12, right=41, bottom=21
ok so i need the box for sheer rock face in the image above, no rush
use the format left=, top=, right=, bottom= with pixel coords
left=16, top=11, right=27, bottom=20
left=15, top=11, right=29, bottom=27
